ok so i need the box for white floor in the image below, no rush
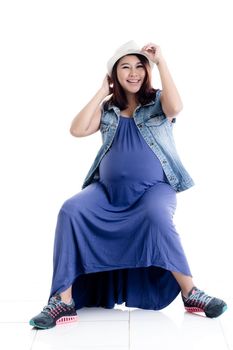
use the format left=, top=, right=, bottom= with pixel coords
left=0, top=296, right=232, bottom=350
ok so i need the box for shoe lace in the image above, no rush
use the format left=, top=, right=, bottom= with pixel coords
left=189, top=289, right=213, bottom=307
left=42, top=295, right=61, bottom=313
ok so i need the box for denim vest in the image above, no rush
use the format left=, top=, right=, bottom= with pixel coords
left=81, top=89, right=195, bottom=193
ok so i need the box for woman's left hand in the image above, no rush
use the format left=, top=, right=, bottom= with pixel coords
left=141, top=43, right=164, bottom=65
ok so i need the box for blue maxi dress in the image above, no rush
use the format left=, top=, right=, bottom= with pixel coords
left=49, top=115, right=192, bottom=310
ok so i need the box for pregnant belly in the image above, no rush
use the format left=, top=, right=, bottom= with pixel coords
left=99, top=148, right=167, bottom=184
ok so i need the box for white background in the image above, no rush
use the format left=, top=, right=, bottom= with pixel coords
left=0, top=0, right=232, bottom=302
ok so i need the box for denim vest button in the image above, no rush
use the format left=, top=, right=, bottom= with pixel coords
left=138, top=124, right=142, bottom=128
left=169, top=176, right=175, bottom=180
left=150, top=142, right=154, bottom=146
left=162, top=160, right=167, bottom=164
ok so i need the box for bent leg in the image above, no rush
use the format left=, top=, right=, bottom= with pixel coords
left=171, top=271, right=195, bottom=298
left=60, top=285, right=73, bottom=304
left=141, top=182, right=192, bottom=277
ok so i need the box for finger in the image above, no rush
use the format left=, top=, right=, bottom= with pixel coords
left=144, top=46, right=155, bottom=53
left=142, top=43, right=153, bottom=50
left=146, top=43, right=158, bottom=50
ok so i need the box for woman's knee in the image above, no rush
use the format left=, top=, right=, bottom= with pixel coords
left=60, top=192, right=83, bottom=216
left=143, top=183, right=177, bottom=224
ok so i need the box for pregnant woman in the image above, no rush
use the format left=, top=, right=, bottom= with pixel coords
left=29, top=41, right=227, bottom=329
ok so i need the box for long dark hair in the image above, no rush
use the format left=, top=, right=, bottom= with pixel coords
left=104, top=54, right=157, bottom=111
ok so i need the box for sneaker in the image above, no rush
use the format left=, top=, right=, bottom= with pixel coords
left=29, top=294, right=78, bottom=329
left=182, top=286, right=227, bottom=318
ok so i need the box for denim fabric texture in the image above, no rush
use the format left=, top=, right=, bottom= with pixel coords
left=81, top=89, right=194, bottom=193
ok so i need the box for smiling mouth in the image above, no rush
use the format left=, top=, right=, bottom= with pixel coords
left=127, top=80, right=141, bottom=84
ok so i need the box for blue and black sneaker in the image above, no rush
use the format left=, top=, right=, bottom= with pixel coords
left=182, top=286, right=227, bottom=318
left=29, top=294, right=78, bottom=329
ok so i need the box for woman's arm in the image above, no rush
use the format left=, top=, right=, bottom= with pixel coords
left=141, top=43, right=183, bottom=121
left=156, top=58, right=183, bottom=119
left=70, top=75, right=111, bottom=137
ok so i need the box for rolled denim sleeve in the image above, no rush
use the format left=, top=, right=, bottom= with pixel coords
left=155, top=89, right=176, bottom=124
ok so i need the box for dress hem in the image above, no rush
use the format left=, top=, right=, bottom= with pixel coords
left=49, top=262, right=192, bottom=310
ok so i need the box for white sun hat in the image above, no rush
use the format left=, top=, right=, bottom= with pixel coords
left=107, top=40, right=154, bottom=77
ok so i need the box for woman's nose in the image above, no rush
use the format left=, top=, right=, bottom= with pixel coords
left=129, top=68, right=137, bottom=76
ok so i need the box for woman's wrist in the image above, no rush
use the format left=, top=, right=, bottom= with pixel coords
left=155, top=57, right=166, bottom=67
left=97, top=87, right=110, bottom=100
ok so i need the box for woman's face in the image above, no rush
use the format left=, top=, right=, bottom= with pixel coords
left=116, top=55, right=146, bottom=94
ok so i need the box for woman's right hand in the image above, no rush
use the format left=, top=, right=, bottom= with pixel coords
left=101, top=74, right=113, bottom=97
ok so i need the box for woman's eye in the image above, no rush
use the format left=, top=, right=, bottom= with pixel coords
left=122, top=65, right=143, bottom=69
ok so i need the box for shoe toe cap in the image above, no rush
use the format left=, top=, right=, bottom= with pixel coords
left=29, top=312, right=54, bottom=329
left=205, top=298, right=227, bottom=318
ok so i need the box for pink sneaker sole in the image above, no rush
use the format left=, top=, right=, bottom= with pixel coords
left=56, top=315, right=78, bottom=325
left=185, top=306, right=204, bottom=313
